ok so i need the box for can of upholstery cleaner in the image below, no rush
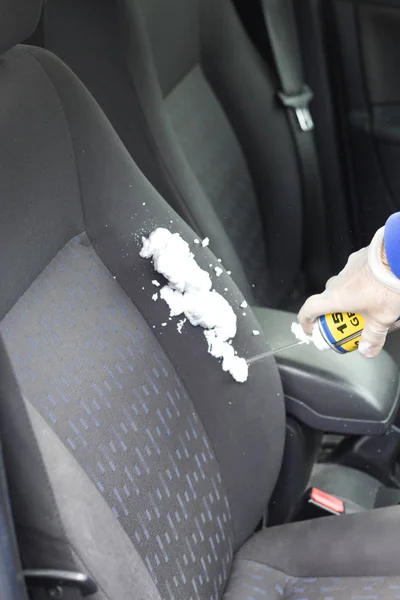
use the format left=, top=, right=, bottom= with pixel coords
left=317, top=313, right=365, bottom=354
left=317, top=313, right=400, bottom=354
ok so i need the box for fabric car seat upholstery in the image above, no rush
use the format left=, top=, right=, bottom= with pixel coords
left=44, top=0, right=304, bottom=309
left=1, top=1, right=400, bottom=599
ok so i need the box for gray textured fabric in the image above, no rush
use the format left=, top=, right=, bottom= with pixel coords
left=28, top=403, right=162, bottom=600
left=224, top=560, right=287, bottom=599
left=237, top=507, right=400, bottom=578
left=224, top=557, right=400, bottom=600
left=0, top=46, right=83, bottom=319
left=166, top=66, right=269, bottom=304
left=2, top=233, right=233, bottom=600
left=284, top=577, right=400, bottom=600
left=0, top=0, right=41, bottom=54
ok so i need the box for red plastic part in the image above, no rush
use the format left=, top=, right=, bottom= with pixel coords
left=310, top=488, right=345, bottom=513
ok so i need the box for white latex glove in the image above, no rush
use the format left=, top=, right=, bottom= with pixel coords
left=298, top=227, right=400, bottom=358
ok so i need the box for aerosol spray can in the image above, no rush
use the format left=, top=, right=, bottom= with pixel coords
left=317, top=313, right=367, bottom=353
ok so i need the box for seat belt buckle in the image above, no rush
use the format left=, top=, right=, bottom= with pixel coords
left=278, top=85, right=314, bottom=132
left=310, top=487, right=345, bottom=514
left=24, top=569, right=97, bottom=597
left=292, top=487, right=345, bottom=522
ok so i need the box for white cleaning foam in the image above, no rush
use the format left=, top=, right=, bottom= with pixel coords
left=291, top=322, right=330, bottom=351
left=159, top=286, right=186, bottom=317
left=177, top=318, right=186, bottom=334
left=141, top=228, right=248, bottom=382
left=291, top=322, right=311, bottom=345
left=204, top=331, right=248, bottom=383
left=141, top=229, right=211, bottom=293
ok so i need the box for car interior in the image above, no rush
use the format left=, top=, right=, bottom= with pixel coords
left=2, top=0, right=400, bottom=598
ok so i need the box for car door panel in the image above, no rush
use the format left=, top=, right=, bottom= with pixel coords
left=331, top=0, right=400, bottom=245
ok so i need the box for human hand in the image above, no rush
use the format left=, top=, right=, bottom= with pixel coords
left=298, top=228, right=400, bottom=357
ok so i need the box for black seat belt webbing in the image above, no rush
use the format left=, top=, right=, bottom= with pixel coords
left=259, top=0, right=331, bottom=293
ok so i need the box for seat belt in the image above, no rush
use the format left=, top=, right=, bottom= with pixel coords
left=259, top=0, right=331, bottom=293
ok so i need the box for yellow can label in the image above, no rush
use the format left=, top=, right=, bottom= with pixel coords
left=319, top=313, right=365, bottom=353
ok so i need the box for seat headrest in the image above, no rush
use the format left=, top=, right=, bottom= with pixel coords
left=0, top=0, right=42, bottom=55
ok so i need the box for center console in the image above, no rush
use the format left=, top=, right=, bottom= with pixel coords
left=253, top=307, right=400, bottom=435
left=253, top=307, right=400, bottom=524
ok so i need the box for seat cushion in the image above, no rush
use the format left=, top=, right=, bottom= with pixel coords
left=224, top=557, right=400, bottom=599
left=224, top=508, right=400, bottom=599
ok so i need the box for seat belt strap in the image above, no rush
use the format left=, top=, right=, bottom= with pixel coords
left=259, top=0, right=331, bottom=292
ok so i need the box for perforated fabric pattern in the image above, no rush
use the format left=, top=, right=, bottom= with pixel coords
left=223, top=559, right=288, bottom=599
left=165, top=66, right=269, bottom=305
left=223, top=559, right=400, bottom=600
left=1, top=233, right=233, bottom=600
left=285, top=576, right=400, bottom=599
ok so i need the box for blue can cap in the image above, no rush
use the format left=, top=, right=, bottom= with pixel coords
left=384, top=212, right=400, bottom=280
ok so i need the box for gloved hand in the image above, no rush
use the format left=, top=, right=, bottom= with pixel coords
left=298, top=227, right=400, bottom=358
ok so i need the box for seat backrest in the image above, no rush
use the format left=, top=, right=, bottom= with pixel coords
left=0, top=2, right=285, bottom=598
left=45, top=0, right=303, bottom=308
